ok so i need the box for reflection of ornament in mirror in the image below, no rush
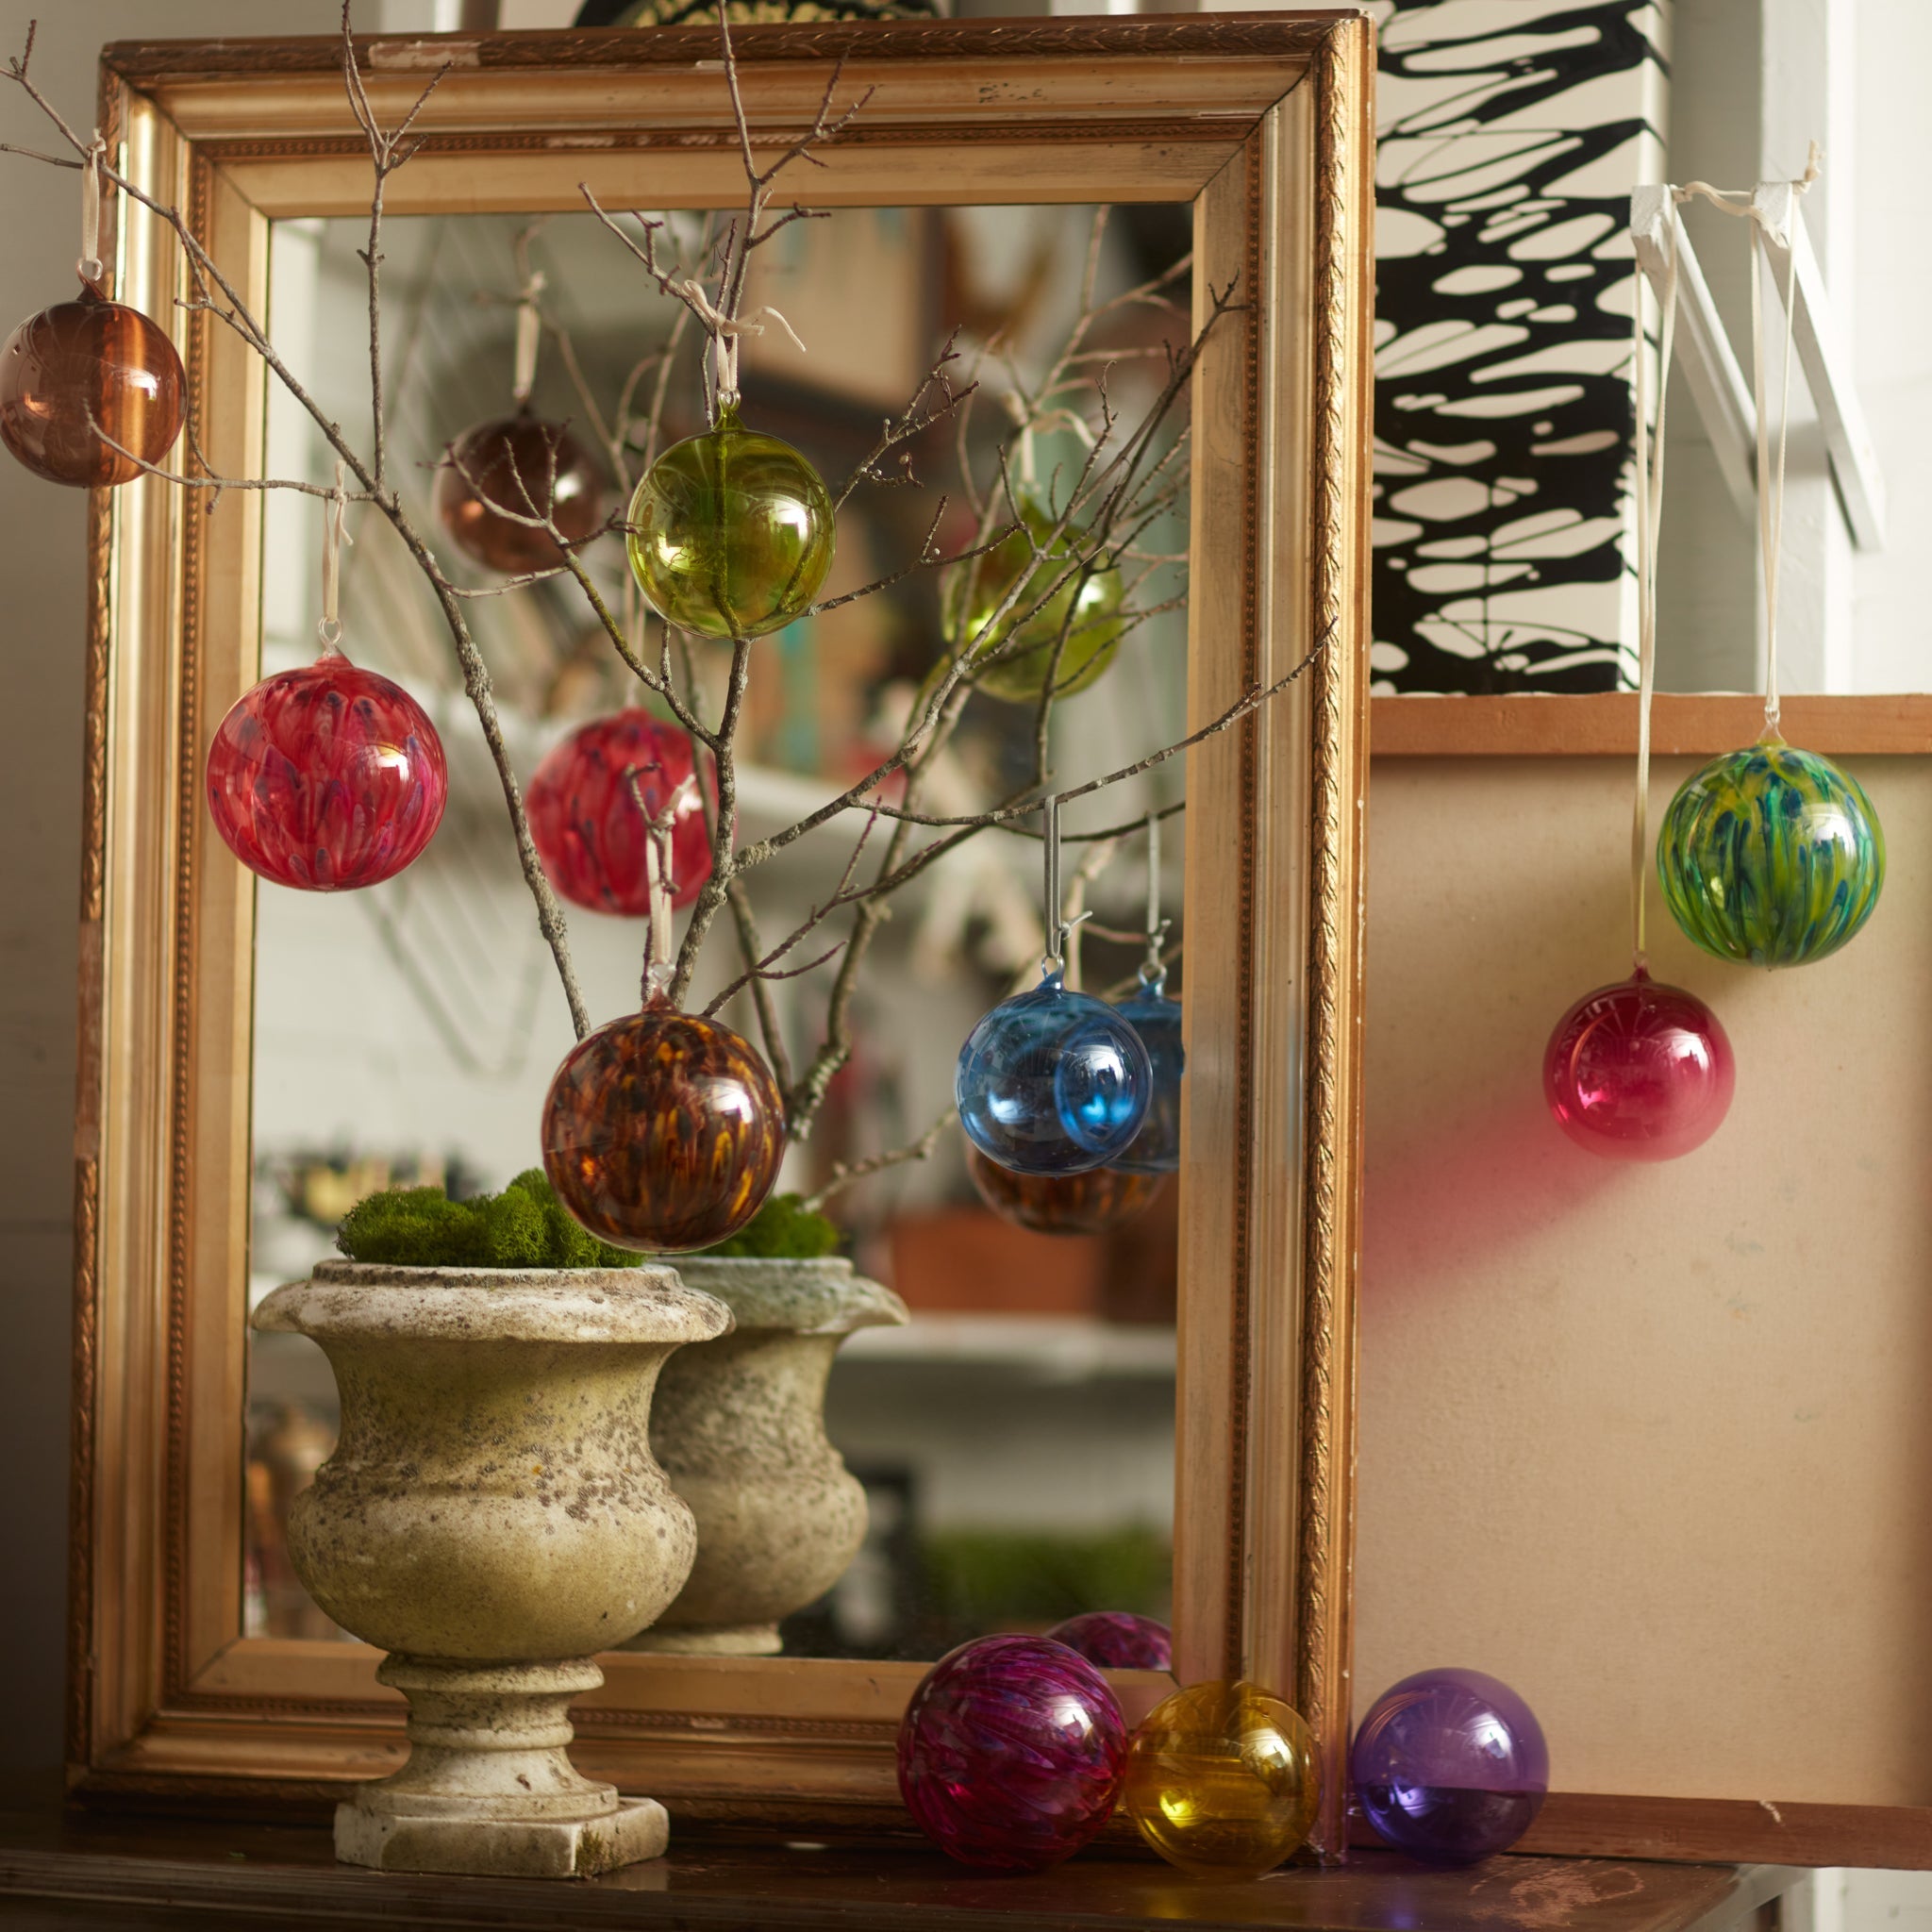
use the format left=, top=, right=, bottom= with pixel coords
left=1110, top=972, right=1183, bottom=1174
left=897, top=1634, right=1126, bottom=1872
left=205, top=656, right=448, bottom=891
left=1657, top=734, right=1885, bottom=967
left=433, top=410, right=608, bottom=575
left=0, top=287, right=185, bottom=487
left=1123, top=1678, right=1320, bottom=1878
left=966, top=1143, right=1159, bottom=1236
left=1045, top=1609, right=1172, bottom=1671
left=626, top=404, right=834, bottom=640
left=527, top=708, right=712, bottom=915
left=541, top=998, right=784, bottom=1253
left=1542, top=969, right=1734, bottom=1161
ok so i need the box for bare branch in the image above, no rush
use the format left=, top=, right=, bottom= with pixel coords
left=802, top=1108, right=958, bottom=1214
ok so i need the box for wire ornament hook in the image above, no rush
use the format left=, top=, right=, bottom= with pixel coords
left=77, top=131, right=106, bottom=287
left=1141, top=809, right=1172, bottom=986
left=317, top=459, right=353, bottom=654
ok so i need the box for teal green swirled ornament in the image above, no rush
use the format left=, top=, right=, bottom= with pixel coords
left=1657, top=733, right=1884, bottom=967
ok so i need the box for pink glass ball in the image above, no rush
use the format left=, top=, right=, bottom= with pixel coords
left=1046, top=1610, right=1173, bottom=1672
left=206, top=657, right=447, bottom=891
left=1542, top=968, right=1735, bottom=1160
left=897, top=1635, right=1127, bottom=1872
left=526, top=708, right=711, bottom=916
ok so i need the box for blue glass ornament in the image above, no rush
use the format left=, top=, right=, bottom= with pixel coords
left=1112, top=970, right=1182, bottom=1174
left=957, top=966, right=1151, bottom=1174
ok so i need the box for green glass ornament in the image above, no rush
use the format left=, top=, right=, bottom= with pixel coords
left=948, top=492, right=1124, bottom=703
left=1657, top=731, right=1884, bottom=967
left=626, top=402, right=834, bottom=641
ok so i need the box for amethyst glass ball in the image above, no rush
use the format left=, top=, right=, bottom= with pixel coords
left=1351, top=1667, right=1548, bottom=1865
left=897, top=1635, right=1127, bottom=1871
left=1045, top=1611, right=1173, bottom=1672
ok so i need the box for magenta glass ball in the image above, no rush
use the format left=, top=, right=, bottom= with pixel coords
left=897, top=1635, right=1127, bottom=1871
left=1044, top=1611, right=1173, bottom=1672
left=206, top=657, right=447, bottom=891
left=1352, top=1667, right=1548, bottom=1866
left=526, top=708, right=711, bottom=916
left=1542, top=968, right=1735, bottom=1160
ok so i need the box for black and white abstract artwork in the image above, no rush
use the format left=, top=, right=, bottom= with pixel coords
left=1372, top=0, right=1668, bottom=694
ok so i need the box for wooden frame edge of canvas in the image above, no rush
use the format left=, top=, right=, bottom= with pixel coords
left=66, top=13, right=1377, bottom=1849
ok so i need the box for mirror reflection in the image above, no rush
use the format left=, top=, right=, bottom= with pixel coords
left=242, top=197, right=1193, bottom=1663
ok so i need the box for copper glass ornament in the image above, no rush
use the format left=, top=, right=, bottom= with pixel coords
left=967, top=1144, right=1160, bottom=1236
left=541, top=994, right=785, bottom=1254
left=434, top=410, right=608, bottom=575
left=0, top=285, right=185, bottom=487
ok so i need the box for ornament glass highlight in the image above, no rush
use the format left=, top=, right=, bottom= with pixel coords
left=1351, top=1667, right=1548, bottom=1866
left=1045, top=1610, right=1173, bottom=1672
left=1123, top=1679, right=1320, bottom=1879
left=433, top=411, right=608, bottom=575
left=966, top=1145, right=1160, bottom=1236
left=0, top=288, right=185, bottom=487
left=1657, top=734, right=1884, bottom=967
left=956, top=968, right=1152, bottom=1175
left=527, top=708, right=711, bottom=916
left=206, top=657, right=448, bottom=891
left=897, top=1634, right=1126, bottom=1872
left=1543, top=968, right=1734, bottom=1161
left=541, top=998, right=784, bottom=1254
left=626, top=403, right=834, bottom=640
left=1111, top=970, right=1184, bottom=1174
left=948, top=492, right=1124, bottom=702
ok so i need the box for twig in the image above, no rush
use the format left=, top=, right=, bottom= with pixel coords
left=801, top=1108, right=958, bottom=1214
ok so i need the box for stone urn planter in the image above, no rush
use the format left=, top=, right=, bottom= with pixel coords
left=251, top=1260, right=731, bottom=1879
left=626, top=1257, right=908, bottom=1655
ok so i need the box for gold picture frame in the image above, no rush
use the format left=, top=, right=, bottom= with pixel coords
left=68, top=12, right=1374, bottom=1849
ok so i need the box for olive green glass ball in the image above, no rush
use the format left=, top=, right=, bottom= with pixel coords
left=949, top=496, right=1124, bottom=703
left=1657, top=735, right=1884, bottom=968
left=626, top=408, right=834, bottom=641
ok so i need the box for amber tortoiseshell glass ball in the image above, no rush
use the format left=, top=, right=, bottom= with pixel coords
left=0, top=287, right=185, bottom=487
left=966, top=1143, right=1161, bottom=1237
left=433, top=410, right=608, bottom=575
left=541, top=1001, right=785, bottom=1253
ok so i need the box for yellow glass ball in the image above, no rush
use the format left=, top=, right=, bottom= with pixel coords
left=1123, top=1679, right=1321, bottom=1880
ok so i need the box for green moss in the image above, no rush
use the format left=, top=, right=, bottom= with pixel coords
left=921, top=1524, right=1173, bottom=1631
left=692, top=1191, right=841, bottom=1260
left=335, top=1171, right=647, bottom=1270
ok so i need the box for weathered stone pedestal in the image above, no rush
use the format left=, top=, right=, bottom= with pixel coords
left=251, top=1263, right=730, bottom=1878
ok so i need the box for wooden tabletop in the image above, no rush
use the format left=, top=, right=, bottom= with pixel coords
left=0, top=1774, right=1802, bottom=1932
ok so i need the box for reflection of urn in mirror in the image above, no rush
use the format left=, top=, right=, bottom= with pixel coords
left=627, top=1257, right=908, bottom=1656
left=250, top=1261, right=730, bottom=1878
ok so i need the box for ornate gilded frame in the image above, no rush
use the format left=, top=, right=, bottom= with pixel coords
left=68, top=13, right=1374, bottom=1849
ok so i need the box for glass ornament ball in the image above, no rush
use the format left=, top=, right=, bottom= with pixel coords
left=956, top=968, right=1152, bottom=1176
left=526, top=708, right=711, bottom=916
left=541, top=998, right=784, bottom=1253
left=947, top=491, right=1124, bottom=703
left=1352, top=1668, right=1548, bottom=1866
left=1123, top=1679, right=1321, bottom=1880
left=205, top=656, right=448, bottom=891
left=1542, top=968, right=1735, bottom=1161
left=433, top=411, right=608, bottom=575
left=1110, top=971, right=1185, bottom=1174
left=625, top=402, right=834, bottom=640
left=1045, top=1610, right=1173, bottom=1672
left=1657, top=733, right=1884, bottom=967
left=897, top=1634, right=1127, bottom=1872
left=967, top=1143, right=1160, bottom=1236
left=0, top=287, right=185, bottom=487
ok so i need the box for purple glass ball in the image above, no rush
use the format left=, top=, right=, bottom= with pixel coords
left=1351, top=1668, right=1548, bottom=1865
left=897, top=1635, right=1127, bottom=1871
left=1044, top=1611, right=1173, bottom=1672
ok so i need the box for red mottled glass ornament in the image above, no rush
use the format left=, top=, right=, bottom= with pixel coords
left=897, top=1634, right=1127, bottom=1872
left=1542, top=967, right=1735, bottom=1160
left=0, top=285, right=185, bottom=487
left=967, top=1143, right=1160, bottom=1236
left=541, top=994, right=784, bottom=1253
left=527, top=708, right=711, bottom=916
left=433, top=410, right=608, bottom=575
left=206, top=654, right=448, bottom=891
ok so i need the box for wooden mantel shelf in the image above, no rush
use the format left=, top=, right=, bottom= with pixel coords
left=1370, top=691, right=1932, bottom=758
left=0, top=1774, right=1803, bottom=1932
